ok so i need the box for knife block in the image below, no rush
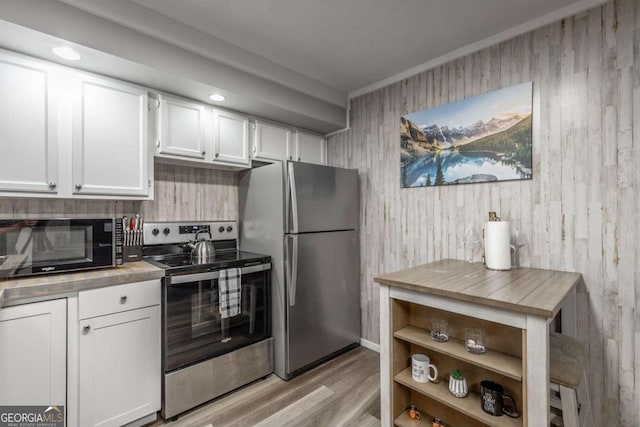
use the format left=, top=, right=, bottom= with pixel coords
left=123, top=245, right=142, bottom=263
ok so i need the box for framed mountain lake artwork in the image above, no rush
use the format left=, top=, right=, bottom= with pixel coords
left=400, top=81, right=533, bottom=188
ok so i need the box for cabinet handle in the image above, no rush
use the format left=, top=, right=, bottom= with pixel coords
left=48, top=182, right=56, bottom=189
left=75, top=184, right=82, bottom=191
left=83, top=325, right=91, bottom=333
left=289, top=155, right=293, bottom=160
left=120, top=295, right=127, bottom=303
left=202, top=150, right=206, bottom=155
left=214, top=153, right=219, bottom=158
left=297, top=157, right=301, bottom=161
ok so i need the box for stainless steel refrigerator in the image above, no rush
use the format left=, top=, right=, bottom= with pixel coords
left=239, top=161, right=360, bottom=379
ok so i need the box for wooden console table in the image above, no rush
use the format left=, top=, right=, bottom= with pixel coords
left=374, top=259, right=582, bottom=427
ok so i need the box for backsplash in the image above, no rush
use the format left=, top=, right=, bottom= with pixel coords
left=0, top=163, right=238, bottom=221
left=140, top=163, right=238, bottom=221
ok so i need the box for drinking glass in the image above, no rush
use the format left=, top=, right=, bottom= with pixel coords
left=463, top=224, right=481, bottom=263
left=430, top=319, right=449, bottom=342
left=464, top=328, right=486, bottom=354
left=510, top=219, right=526, bottom=268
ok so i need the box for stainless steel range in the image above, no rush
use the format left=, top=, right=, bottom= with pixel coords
left=143, top=220, right=272, bottom=420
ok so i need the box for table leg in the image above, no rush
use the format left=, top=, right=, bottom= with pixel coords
left=379, top=284, right=391, bottom=427
left=560, top=287, right=577, bottom=338
left=526, top=315, right=549, bottom=426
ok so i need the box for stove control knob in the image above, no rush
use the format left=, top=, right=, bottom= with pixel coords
left=226, top=226, right=233, bottom=232
left=152, top=228, right=159, bottom=236
left=218, top=226, right=225, bottom=233
left=163, top=227, right=170, bottom=235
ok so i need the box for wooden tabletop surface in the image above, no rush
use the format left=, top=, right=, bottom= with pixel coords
left=374, top=259, right=582, bottom=318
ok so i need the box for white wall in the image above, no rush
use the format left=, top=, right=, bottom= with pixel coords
left=328, top=1, right=639, bottom=424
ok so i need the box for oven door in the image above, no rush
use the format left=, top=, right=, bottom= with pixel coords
left=163, top=263, right=271, bottom=373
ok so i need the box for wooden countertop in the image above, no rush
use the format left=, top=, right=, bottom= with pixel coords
left=374, top=258, right=582, bottom=318
left=0, top=261, right=164, bottom=307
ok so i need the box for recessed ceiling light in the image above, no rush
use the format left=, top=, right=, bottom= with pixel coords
left=209, top=94, right=226, bottom=102
left=52, top=46, right=81, bottom=61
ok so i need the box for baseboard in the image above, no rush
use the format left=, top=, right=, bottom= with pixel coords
left=360, top=338, right=380, bottom=353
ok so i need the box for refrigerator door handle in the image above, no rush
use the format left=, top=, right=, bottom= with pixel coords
left=287, top=234, right=298, bottom=306
left=288, top=162, right=299, bottom=233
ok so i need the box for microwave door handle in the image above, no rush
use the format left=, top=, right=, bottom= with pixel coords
left=287, top=235, right=298, bottom=306
left=288, top=162, right=299, bottom=234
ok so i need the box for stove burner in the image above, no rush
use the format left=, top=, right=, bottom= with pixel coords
left=154, top=251, right=239, bottom=268
left=142, top=221, right=270, bottom=276
left=143, top=250, right=270, bottom=276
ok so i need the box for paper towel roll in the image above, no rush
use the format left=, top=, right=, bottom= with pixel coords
left=485, top=221, right=511, bottom=270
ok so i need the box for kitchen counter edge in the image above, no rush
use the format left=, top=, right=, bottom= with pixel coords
left=0, top=262, right=165, bottom=307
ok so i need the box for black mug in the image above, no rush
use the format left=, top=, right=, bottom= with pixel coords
left=480, top=380, right=519, bottom=418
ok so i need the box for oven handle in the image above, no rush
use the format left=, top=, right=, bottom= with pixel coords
left=167, top=263, right=271, bottom=285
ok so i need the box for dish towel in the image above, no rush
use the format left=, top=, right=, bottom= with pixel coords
left=218, top=268, right=241, bottom=319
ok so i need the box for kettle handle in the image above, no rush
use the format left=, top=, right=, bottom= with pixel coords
left=195, top=230, right=212, bottom=241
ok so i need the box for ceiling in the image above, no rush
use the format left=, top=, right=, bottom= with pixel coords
left=127, top=0, right=595, bottom=93
left=0, top=0, right=606, bottom=133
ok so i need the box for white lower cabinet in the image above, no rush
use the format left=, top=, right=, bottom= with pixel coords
left=0, top=299, right=66, bottom=406
left=77, top=280, right=161, bottom=427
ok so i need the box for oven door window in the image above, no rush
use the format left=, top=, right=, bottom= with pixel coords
left=165, top=270, right=270, bottom=372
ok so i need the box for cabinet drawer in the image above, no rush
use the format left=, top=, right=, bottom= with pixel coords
left=79, top=279, right=160, bottom=319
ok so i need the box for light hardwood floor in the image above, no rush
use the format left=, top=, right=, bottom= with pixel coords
left=150, top=346, right=380, bottom=427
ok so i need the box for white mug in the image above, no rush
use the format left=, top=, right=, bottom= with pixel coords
left=411, top=354, right=438, bottom=383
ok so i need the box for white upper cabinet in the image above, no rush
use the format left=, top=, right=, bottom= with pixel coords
left=0, top=51, right=58, bottom=195
left=294, top=130, right=327, bottom=165
left=0, top=49, right=152, bottom=200
left=252, top=120, right=293, bottom=162
left=157, top=94, right=208, bottom=160
left=72, top=74, right=149, bottom=197
left=212, top=109, right=250, bottom=166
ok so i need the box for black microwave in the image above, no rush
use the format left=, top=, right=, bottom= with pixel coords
left=0, top=218, right=123, bottom=280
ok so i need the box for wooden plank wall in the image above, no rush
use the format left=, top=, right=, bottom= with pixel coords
left=0, top=163, right=238, bottom=221
left=327, top=1, right=638, bottom=424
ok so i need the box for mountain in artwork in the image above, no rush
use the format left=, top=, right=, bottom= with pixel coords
left=401, top=113, right=529, bottom=162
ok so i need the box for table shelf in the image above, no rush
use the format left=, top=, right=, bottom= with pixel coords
left=394, top=325, right=522, bottom=381
left=394, top=368, right=522, bottom=427
left=394, top=411, right=431, bottom=426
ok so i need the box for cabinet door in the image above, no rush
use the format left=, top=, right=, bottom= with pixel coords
left=0, top=52, right=58, bottom=194
left=0, top=299, right=66, bottom=406
left=157, top=94, right=208, bottom=160
left=253, top=121, right=293, bottom=162
left=212, top=109, right=249, bottom=166
left=79, top=305, right=160, bottom=427
left=72, top=74, right=149, bottom=197
left=294, top=131, right=326, bottom=165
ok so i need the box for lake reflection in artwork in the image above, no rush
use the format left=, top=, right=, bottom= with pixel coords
left=401, top=82, right=533, bottom=188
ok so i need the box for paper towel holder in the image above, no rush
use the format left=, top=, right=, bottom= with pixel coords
left=482, top=211, right=500, bottom=266
left=483, top=211, right=512, bottom=270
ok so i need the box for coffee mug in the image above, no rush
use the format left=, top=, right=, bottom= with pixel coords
left=480, top=380, right=519, bottom=418
left=411, top=354, right=438, bottom=383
